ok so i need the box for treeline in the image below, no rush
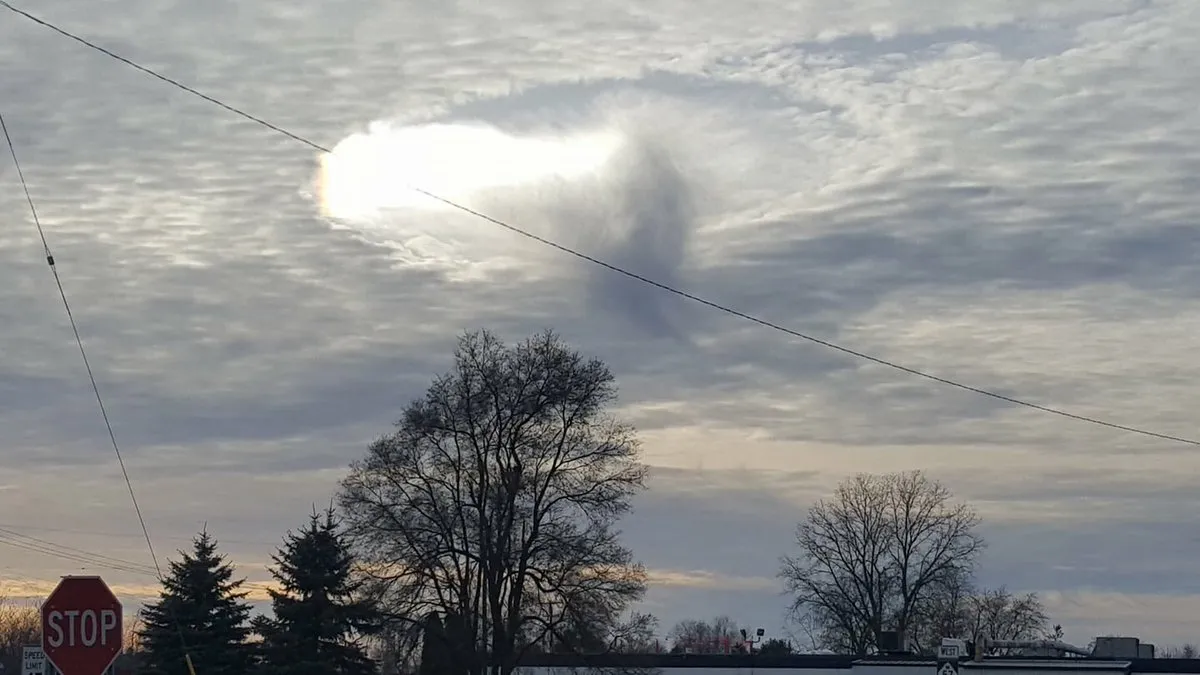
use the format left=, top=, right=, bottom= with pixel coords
left=1, top=329, right=1122, bottom=675
left=133, top=511, right=374, bottom=675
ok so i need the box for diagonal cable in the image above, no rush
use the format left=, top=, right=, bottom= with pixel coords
left=2, top=0, right=1197, bottom=448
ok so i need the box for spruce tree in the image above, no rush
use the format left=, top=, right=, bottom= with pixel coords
left=256, top=507, right=377, bottom=675
left=139, top=529, right=253, bottom=675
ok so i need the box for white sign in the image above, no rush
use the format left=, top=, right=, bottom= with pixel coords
left=938, top=662, right=958, bottom=675
left=939, top=644, right=960, bottom=659
left=22, top=646, right=45, bottom=675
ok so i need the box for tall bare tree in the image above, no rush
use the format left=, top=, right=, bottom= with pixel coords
left=780, top=471, right=983, bottom=654
left=339, top=330, right=648, bottom=675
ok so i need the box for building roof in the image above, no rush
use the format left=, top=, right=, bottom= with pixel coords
left=517, top=653, right=1200, bottom=674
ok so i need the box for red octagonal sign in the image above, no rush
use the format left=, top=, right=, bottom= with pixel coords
left=41, top=576, right=123, bottom=675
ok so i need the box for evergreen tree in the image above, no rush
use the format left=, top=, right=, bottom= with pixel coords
left=140, top=529, right=253, bottom=675
left=255, top=507, right=377, bottom=675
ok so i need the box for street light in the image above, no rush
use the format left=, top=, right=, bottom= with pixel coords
left=741, top=628, right=767, bottom=653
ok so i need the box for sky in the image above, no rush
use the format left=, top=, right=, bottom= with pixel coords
left=2, top=0, right=1200, bottom=651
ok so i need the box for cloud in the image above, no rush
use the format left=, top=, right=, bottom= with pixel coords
left=3, top=0, right=1200, bottom=647
left=572, top=133, right=697, bottom=339
left=647, top=570, right=776, bottom=592
left=317, top=113, right=700, bottom=337
left=1038, top=591, right=1200, bottom=648
left=1, top=577, right=276, bottom=604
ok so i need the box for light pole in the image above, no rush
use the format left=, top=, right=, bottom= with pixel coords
left=741, top=628, right=766, bottom=653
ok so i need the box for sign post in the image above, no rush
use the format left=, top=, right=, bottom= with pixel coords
left=40, top=576, right=123, bottom=675
left=938, top=638, right=966, bottom=675
left=21, top=646, right=45, bottom=675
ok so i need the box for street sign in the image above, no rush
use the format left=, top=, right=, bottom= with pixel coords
left=40, top=576, right=123, bottom=675
left=21, top=646, right=45, bottom=675
left=937, top=637, right=965, bottom=675
left=939, top=644, right=961, bottom=659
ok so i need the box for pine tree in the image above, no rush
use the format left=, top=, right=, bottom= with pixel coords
left=139, top=529, right=253, bottom=675
left=255, top=507, right=377, bottom=675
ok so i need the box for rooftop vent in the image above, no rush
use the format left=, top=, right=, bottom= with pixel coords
left=878, top=631, right=908, bottom=654
left=1093, top=636, right=1141, bottom=659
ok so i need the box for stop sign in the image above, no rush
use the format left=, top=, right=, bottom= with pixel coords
left=41, top=576, right=123, bottom=675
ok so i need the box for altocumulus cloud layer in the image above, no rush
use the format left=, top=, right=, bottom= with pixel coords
left=3, top=0, right=1200, bottom=646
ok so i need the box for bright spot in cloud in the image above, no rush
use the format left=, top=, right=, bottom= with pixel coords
left=317, top=122, right=624, bottom=220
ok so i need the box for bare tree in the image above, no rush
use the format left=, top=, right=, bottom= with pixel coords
left=780, top=471, right=984, bottom=654
left=548, top=612, right=659, bottom=654
left=124, top=614, right=146, bottom=653
left=369, top=623, right=424, bottom=675
left=0, top=597, right=40, bottom=675
left=667, top=616, right=741, bottom=653
left=967, top=588, right=1049, bottom=648
left=1162, top=644, right=1199, bottom=658
left=782, top=612, right=827, bottom=654
left=339, top=330, right=648, bottom=675
left=595, top=612, right=659, bottom=654
left=905, top=570, right=971, bottom=654
left=908, top=584, right=1050, bottom=654
left=535, top=607, right=659, bottom=655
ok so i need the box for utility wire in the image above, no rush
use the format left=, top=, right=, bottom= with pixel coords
left=0, top=521, right=280, bottom=547
left=0, top=532, right=277, bottom=594
left=0, top=524, right=284, bottom=592
left=0, top=534, right=157, bottom=576
left=3, top=0, right=1198, bottom=448
left=1, top=112, right=167, bottom=578
left=1, top=112, right=199, bottom=675
left=0, top=526, right=160, bottom=574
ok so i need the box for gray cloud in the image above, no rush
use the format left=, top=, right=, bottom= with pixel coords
left=3, top=0, right=1200, bottom=647
left=581, top=137, right=696, bottom=339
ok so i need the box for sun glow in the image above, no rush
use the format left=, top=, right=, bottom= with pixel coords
left=317, top=122, right=623, bottom=220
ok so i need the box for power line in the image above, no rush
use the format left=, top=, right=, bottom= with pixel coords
left=1, top=112, right=169, bottom=578
left=0, top=523, right=281, bottom=593
left=3, top=1, right=1198, bottom=447
left=0, top=533, right=277, bottom=595
left=0, top=534, right=157, bottom=576
left=0, top=524, right=280, bottom=586
left=0, top=526, right=160, bottom=574
left=0, top=521, right=280, bottom=547
left=1, top=112, right=202, bottom=675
